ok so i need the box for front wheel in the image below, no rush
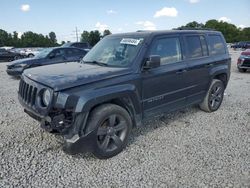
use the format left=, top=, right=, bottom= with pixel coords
left=86, top=104, right=132, bottom=159
left=199, top=79, right=225, bottom=112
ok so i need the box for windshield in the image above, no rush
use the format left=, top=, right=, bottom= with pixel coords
left=82, top=36, right=144, bottom=67
left=35, top=48, right=54, bottom=58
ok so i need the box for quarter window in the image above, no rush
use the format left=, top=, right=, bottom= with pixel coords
left=209, top=35, right=226, bottom=55
left=149, top=37, right=182, bottom=65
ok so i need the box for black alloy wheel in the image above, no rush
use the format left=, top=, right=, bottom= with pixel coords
left=85, top=104, right=132, bottom=159
left=97, top=114, right=128, bottom=152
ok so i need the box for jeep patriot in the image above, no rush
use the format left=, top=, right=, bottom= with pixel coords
left=18, top=30, right=231, bottom=158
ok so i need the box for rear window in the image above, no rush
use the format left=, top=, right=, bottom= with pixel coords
left=74, top=43, right=88, bottom=48
left=209, top=35, right=226, bottom=55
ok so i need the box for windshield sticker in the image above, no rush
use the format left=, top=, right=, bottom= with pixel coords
left=120, top=38, right=141, bottom=46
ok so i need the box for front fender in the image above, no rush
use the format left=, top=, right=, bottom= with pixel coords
left=75, top=84, right=141, bottom=113
left=54, top=84, right=141, bottom=114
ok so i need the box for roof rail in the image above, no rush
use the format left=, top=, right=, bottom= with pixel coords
left=136, top=30, right=152, bottom=32
left=173, top=27, right=216, bottom=31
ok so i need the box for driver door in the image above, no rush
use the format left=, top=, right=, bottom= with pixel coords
left=142, top=35, right=189, bottom=117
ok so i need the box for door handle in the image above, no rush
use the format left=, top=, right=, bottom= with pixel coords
left=176, top=69, right=187, bottom=74
left=205, top=63, right=213, bottom=68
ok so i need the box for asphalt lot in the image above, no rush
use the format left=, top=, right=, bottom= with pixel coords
left=0, top=49, right=249, bottom=187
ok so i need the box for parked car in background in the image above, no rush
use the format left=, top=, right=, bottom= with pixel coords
left=231, top=41, right=250, bottom=49
left=0, top=48, right=24, bottom=62
left=62, top=42, right=91, bottom=50
left=22, top=48, right=44, bottom=58
left=10, top=48, right=44, bottom=58
left=237, top=49, right=250, bottom=72
left=6, top=47, right=87, bottom=76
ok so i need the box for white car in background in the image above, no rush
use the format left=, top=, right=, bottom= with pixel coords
left=23, top=48, right=44, bottom=57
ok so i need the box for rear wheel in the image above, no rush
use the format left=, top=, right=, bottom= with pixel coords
left=86, top=104, right=132, bottom=159
left=13, top=56, right=21, bottom=61
left=199, top=79, right=225, bottom=112
left=28, top=54, right=34, bottom=58
left=238, top=68, right=247, bottom=72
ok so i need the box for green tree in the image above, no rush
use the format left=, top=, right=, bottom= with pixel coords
left=89, top=30, right=101, bottom=46
left=12, top=31, right=20, bottom=47
left=81, top=30, right=90, bottom=43
left=49, top=31, right=57, bottom=44
left=205, top=19, right=239, bottom=42
left=177, top=21, right=205, bottom=29
left=103, top=29, right=112, bottom=37
left=239, top=27, right=250, bottom=41
left=0, top=29, right=11, bottom=46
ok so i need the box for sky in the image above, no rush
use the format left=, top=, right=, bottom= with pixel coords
left=0, top=0, right=250, bottom=43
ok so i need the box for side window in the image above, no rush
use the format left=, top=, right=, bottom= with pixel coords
left=200, top=36, right=208, bottom=56
left=74, top=43, right=80, bottom=48
left=73, top=49, right=85, bottom=55
left=186, top=35, right=202, bottom=58
left=50, top=49, right=64, bottom=58
left=149, top=37, right=182, bottom=65
left=79, top=43, right=87, bottom=48
left=65, top=49, right=74, bottom=57
left=209, top=35, right=226, bottom=55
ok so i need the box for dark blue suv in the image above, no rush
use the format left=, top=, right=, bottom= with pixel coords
left=17, top=30, right=231, bottom=158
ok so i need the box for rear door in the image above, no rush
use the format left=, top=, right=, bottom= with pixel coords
left=141, top=35, right=189, bottom=117
left=183, top=34, right=211, bottom=105
left=65, top=48, right=86, bottom=61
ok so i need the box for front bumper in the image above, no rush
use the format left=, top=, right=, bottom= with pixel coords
left=63, top=130, right=97, bottom=155
left=24, top=104, right=96, bottom=154
left=237, top=58, right=250, bottom=69
left=18, top=75, right=96, bottom=154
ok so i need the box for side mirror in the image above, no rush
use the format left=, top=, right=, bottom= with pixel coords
left=144, top=55, right=160, bottom=69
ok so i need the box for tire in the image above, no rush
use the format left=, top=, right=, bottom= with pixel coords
left=86, top=104, right=132, bottom=159
left=238, top=68, right=247, bottom=72
left=13, top=56, right=21, bottom=61
left=199, top=79, right=225, bottom=112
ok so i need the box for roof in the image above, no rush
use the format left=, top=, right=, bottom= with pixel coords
left=110, top=29, right=222, bottom=38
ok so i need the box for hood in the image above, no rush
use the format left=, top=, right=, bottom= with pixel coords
left=8, top=57, right=41, bottom=66
left=241, top=50, right=250, bottom=56
left=23, top=62, right=132, bottom=91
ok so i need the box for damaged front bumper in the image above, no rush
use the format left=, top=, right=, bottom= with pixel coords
left=18, top=75, right=97, bottom=154
left=63, top=130, right=96, bottom=155
left=24, top=106, right=96, bottom=155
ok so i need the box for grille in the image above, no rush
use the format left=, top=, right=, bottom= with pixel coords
left=242, top=59, right=250, bottom=67
left=19, top=79, right=38, bottom=106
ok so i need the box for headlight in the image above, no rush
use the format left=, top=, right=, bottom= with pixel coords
left=42, top=89, right=51, bottom=107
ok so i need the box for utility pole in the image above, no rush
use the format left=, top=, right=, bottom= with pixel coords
left=73, top=27, right=79, bottom=42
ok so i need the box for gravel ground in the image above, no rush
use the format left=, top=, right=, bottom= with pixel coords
left=0, top=49, right=249, bottom=187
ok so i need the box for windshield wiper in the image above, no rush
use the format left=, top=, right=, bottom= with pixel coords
left=82, top=60, right=108, bottom=66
